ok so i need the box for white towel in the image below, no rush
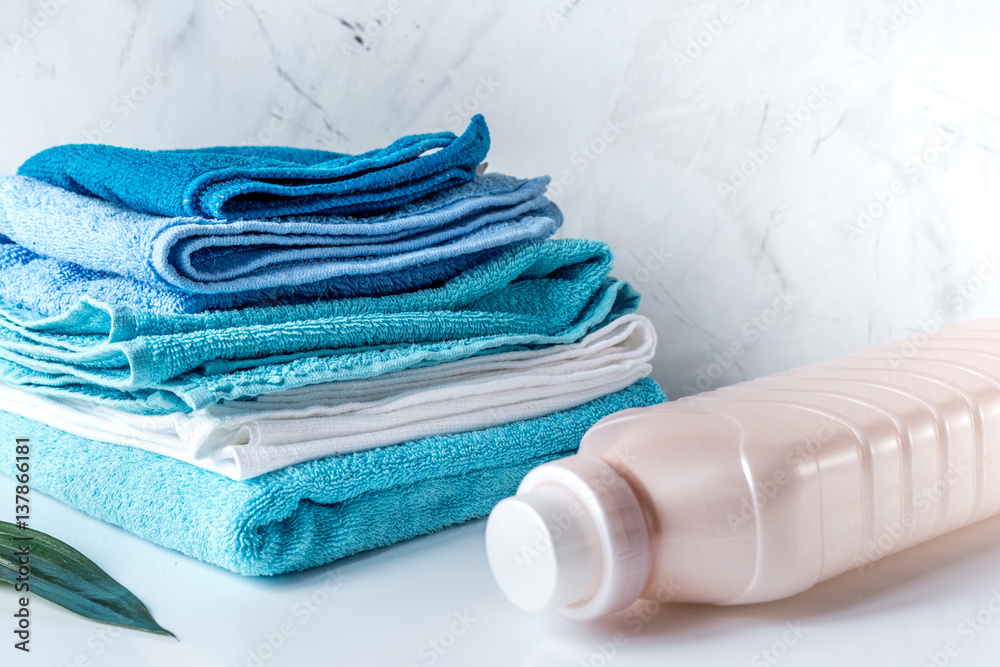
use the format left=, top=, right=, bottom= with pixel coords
left=0, top=315, right=656, bottom=480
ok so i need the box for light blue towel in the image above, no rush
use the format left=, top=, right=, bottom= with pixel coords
left=0, top=240, right=639, bottom=413
left=0, top=378, right=665, bottom=575
left=18, top=116, right=490, bottom=220
left=0, top=235, right=509, bottom=315
left=0, top=173, right=560, bottom=300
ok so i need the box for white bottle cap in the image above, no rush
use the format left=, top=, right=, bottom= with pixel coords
left=485, top=455, right=651, bottom=619
left=485, top=485, right=603, bottom=612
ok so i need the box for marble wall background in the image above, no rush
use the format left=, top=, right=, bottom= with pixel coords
left=2, top=0, right=999, bottom=399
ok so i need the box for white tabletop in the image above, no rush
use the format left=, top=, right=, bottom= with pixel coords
left=4, top=473, right=1000, bottom=667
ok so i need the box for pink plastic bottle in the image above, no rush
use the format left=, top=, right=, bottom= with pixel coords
left=485, top=320, right=1000, bottom=619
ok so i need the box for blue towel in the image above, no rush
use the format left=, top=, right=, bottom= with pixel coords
left=0, top=235, right=510, bottom=315
left=0, top=172, right=559, bottom=304
left=17, top=116, right=491, bottom=220
left=0, top=378, right=665, bottom=575
left=0, top=240, right=639, bottom=413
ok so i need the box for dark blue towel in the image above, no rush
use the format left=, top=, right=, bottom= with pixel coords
left=18, top=115, right=490, bottom=220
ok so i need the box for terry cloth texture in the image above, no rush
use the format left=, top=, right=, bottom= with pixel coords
left=0, top=378, right=667, bottom=576
left=0, top=173, right=560, bottom=298
left=0, top=240, right=639, bottom=413
left=18, top=115, right=491, bottom=220
left=0, top=235, right=509, bottom=316
left=0, top=315, right=655, bottom=480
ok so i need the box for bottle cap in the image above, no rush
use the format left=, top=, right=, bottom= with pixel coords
left=485, top=455, right=651, bottom=619
left=485, top=485, right=603, bottom=612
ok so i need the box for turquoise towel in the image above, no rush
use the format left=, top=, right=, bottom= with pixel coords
left=0, top=240, right=638, bottom=413
left=0, top=173, right=560, bottom=308
left=17, top=116, right=490, bottom=220
left=0, top=378, right=666, bottom=576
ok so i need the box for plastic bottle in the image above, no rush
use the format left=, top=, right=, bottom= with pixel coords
left=484, top=320, right=1000, bottom=619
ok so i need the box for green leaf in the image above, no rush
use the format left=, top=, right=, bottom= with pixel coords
left=0, top=521, right=175, bottom=638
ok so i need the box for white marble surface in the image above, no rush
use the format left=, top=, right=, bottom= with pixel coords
left=3, top=0, right=1000, bottom=399
left=3, top=0, right=1000, bottom=665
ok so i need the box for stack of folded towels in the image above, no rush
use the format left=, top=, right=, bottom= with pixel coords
left=0, top=115, right=664, bottom=575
